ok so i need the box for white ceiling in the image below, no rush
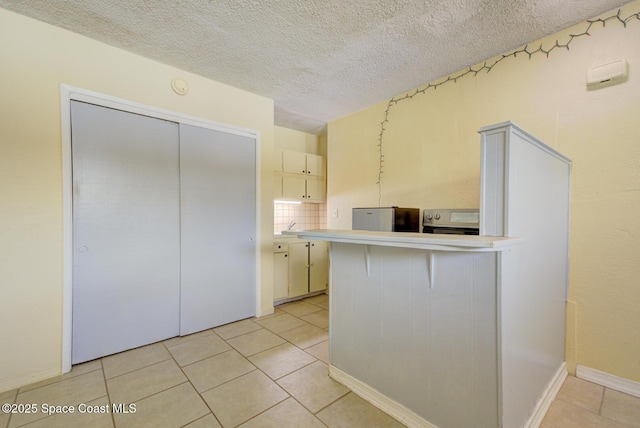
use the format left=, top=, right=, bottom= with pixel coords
left=0, top=0, right=632, bottom=134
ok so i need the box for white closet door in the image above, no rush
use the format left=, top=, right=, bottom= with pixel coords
left=71, top=101, right=181, bottom=364
left=179, top=124, right=256, bottom=335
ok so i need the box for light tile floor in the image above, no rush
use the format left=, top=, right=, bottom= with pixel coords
left=1, top=294, right=401, bottom=428
left=2, top=293, right=639, bottom=427
left=541, top=375, right=640, bottom=427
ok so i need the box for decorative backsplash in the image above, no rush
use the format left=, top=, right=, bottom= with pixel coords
left=274, top=202, right=327, bottom=234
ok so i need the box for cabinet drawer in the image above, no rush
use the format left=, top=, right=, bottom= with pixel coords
left=273, top=242, right=288, bottom=252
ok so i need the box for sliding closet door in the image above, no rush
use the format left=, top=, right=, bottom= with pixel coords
left=71, top=101, right=181, bottom=364
left=179, top=124, right=256, bottom=335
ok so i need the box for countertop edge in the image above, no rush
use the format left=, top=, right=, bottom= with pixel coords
left=282, top=229, right=521, bottom=251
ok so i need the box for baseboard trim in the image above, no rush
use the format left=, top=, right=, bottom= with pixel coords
left=329, top=365, right=437, bottom=428
left=329, top=362, right=571, bottom=428
left=525, top=362, right=568, bottom=428
left=0, top=367, right=61, bottom=394
left=577, top=365, right=640, bottom=398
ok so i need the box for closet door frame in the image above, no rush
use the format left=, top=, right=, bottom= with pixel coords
left=60, top=84, right=262, bottom=373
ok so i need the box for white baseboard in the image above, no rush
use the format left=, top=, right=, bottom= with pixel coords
left=525, top=362, right=568, bottom=428
left=329, top=365, right=437, bottom=428
left=577, top=365, right=640, bottom=398
left=329, top=362, right=570, bottom=428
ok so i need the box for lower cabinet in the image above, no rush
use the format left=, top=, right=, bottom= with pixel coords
left=274, top=239, right=328, bottom=300
left=289, top=242, right=311, bottom=297
left=273, top=251, right=289, bottom=300
left=309, top=241, right=329, bottom=292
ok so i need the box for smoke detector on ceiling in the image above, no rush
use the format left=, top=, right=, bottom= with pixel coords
left=171, top=78, right=189, bottom=95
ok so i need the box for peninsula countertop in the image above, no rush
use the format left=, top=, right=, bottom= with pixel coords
left=282, top=229, right=520, bottom=251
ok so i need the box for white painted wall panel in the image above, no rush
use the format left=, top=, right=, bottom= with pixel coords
left=480, top=122, right=570, bottom=427
left=329, top=243, right=498, bottom=427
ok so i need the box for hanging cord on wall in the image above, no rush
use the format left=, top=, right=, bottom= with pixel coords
left=375, top=8, right=640, bottom=206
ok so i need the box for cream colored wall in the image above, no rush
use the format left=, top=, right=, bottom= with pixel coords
left=327, top=2, right=640, bottom=383
left=274, top=125, right=321, bottom=154
left=0, top=9, right=275, bottom=392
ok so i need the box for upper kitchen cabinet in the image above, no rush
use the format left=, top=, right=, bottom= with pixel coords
left=282, top=150, right=325, bottom=177
left=275, top=150, right=326, bottom=202
left=282, top=175, right=325, bottom=202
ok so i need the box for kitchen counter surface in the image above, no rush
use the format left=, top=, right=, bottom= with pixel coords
left=283, top=229, right=520, bottom=251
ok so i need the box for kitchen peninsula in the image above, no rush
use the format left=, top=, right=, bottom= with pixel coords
left=286, top=122, right=572, bottom=428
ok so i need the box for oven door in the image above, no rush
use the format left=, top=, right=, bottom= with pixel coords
left=423, top=226, right=479, bottom=235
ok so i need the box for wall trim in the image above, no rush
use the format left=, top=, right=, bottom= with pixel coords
left=577, top=365, right=640, bottom=398
left=525, top=362, right=568, bottom=428
left=330, top=362, right=568, bottom=428
left=60, top=84, right=263, bottom=374
left=328, top=365, right=437, bottom=428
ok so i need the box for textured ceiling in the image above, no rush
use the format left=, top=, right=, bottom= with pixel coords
left=0, top=0, right=632, bottom=134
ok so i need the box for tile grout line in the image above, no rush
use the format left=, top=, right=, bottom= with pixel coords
left=166, top=338, right=226, bottom=428
left=199, top=319, right=302, bottom=427
left=101, top=359, right=117, bottom=428
left=172, top=310, right=322, bottom=427
left=232, top=299, right=332, bottom=428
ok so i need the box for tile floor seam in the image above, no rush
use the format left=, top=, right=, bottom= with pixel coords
left=207, top=303, right=331, bottom=427
left=170, top=344, right=229, bottom=427
left=100, top=359, right=117, bottom=428
left=124, top=380, right=192, bottom=407
left=598, top=387, right=606, bottom=416
left=309, top=389, right=352, bottom=416
left=229, top=395, right=288, bottom=427
left=213, top=323, right=264, bottom=341
left=227, top=340, right=288, bottom=359
left=189, top=327, right=322, bottom=425
left=179, top=348, right=236, bottom=370
left=104, top=350, right=174, bottom=380
left=196, top=368, right=260, bottom=396
left=167, top=348, right=233, bottom=369
left=169, top=342, right=240, bottom=427
left=221, top=334, right=306, bottom=386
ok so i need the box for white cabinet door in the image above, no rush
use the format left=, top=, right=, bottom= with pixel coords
left=282, top=151, right=307, bottom=174
left=309, top=241, right=328, bottom=292
left=274, top=251, right=289, bottom=300
left=179, top=124, right=256, bottom=335
left=282, top=151, right=324, bottom=176
left=288, top=242, right=309, bottom=297
left=282, top=175, right=307, bottom=200
left=305, top=178, right=325, bottom=202
left=71, top=101, right=181, bottom=364
left=305, top=154, right=324, bottom=177
left=282, top=176, right=325, bottom=202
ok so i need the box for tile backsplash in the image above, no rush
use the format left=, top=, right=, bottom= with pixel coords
left=274, top=202, right=327, bottom=234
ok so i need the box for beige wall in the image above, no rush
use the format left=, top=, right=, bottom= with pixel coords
left=0, top=9, right=275, bottom=392
left=327, top=2, right=640, bottom=383
left=274, top=125, right=322, bottom=154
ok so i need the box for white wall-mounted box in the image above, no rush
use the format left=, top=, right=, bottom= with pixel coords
left=587, top=59, right=627, bottom=86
